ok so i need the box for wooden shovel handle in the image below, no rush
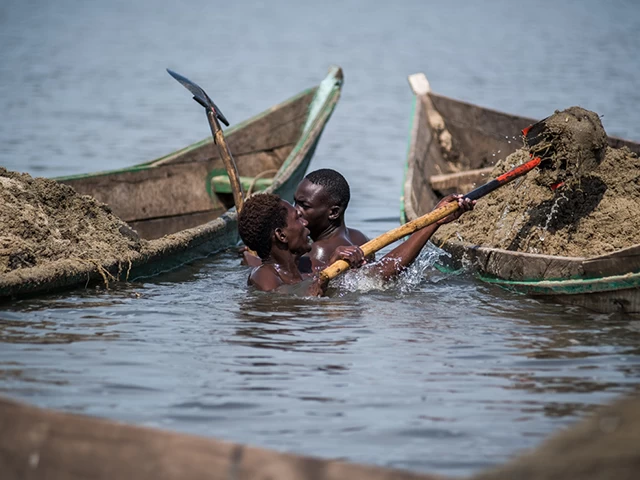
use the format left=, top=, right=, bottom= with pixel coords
left=211, top=121, right=244, bottom=213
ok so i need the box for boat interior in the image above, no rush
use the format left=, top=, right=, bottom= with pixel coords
left=409, top=90, right=640, bottom=215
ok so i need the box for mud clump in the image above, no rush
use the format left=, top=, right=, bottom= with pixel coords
left=436, top=107, right=640, bottom=258
left=529, top=106, right=608, bottom=186
left=0, top=167, right=147, bottom=275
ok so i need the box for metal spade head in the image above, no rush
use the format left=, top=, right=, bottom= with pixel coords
left=522, top=116, right=550, bottom=149
left=522, top=116, right=555, bottom=164
left=166, top=68, right=229, bottom=127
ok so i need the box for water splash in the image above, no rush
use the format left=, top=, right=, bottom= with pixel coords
left=538, top=191, right=567, bottom=244
left=397, top=243, right=449, bottom=294
left=502, top=211, right=527, bottom=246
left=333, top=243, right=448, bottom=296
left=495, top=203, right=511, bottom=232
left=333, top=262, right=389, bottom=294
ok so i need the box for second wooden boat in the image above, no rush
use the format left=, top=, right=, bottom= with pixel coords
left=402, top=72, right=640, bottom=314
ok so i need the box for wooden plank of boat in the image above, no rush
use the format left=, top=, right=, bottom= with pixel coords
left=403, top=72, right=640, bottom=314
left=0, top=396, right=436, bottom=480
left=0, top=66, right=344, bottom=301
left=2, top=394, right=640, bottom=480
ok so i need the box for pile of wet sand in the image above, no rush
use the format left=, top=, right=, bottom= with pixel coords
left=436, top=107, right=640, bottom=258
left=0, top=167, right=146, bottom=276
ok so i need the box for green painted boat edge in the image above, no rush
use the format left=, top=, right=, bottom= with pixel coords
left=207, top=169, right=273, bottom=194
left=431, top=252, right=640, bottom=296
left=201, top=66, right=343, bottom=199
left=0, top=67, right=344, bottom=300
left=478, top=271, right=640, bottom=295
left=272, top=65, right=343, bottom=185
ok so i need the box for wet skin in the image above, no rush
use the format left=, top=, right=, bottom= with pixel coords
left=247, top=201, right=363, bottom=294
left=242, top=179, right=368, bottom=270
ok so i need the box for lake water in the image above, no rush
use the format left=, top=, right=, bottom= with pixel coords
left=1, top=0, right=640, bottom=476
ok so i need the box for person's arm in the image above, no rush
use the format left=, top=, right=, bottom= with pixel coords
left=303, top=276, right=329, bottom=297
left=373, top=195, right=474, bottom=279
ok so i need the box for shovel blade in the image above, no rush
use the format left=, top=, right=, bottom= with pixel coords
left=167, top=68, right=230, bottom=126
left=522, top=116, right=550, bottom=149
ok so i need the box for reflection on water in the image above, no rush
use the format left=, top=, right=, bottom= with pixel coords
left=0, top=317, right=120, bottom=344
left=1, top=252, right=640, bottom=476
left=234, top=294, right=363, bottom=352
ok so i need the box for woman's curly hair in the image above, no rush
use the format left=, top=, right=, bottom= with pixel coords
left=238, top=193, right=288, bottom=260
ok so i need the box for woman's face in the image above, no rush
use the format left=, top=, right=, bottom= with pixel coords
left=281, top=201, right=312, bottom=255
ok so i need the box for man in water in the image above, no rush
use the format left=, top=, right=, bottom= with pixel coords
left=238, top=193, right=474, bottom=295
left=293, top=168, right=370, bottom=270
left=242, top=168, right=368, bottom=270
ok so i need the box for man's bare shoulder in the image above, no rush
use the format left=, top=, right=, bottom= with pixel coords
left=248, top=265, right=282, bottom=292
left=347, top=227, right=369, bottom=246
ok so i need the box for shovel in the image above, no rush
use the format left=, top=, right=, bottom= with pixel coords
left=167, top=69, right=245, bottom=214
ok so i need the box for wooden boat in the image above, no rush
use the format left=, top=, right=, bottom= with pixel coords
left=403, top=72, right=640, bottom=315
left=0, top=395, right=434, bottom=480
left=2, top=393, right=639, bottom=479
left=0, top=66, right=344, bottom=301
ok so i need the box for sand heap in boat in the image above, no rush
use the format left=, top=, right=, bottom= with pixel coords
left=0, top=167, right=146, bottom=277
left=436, top=106, right=640, bottom=258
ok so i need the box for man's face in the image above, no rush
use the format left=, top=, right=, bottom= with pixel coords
left=281, top=201, right=312, bottom=255
left=293, top=179, right=333, bottom=239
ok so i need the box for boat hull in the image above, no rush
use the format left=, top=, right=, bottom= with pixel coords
left=403, top=73, right=640, bottom=314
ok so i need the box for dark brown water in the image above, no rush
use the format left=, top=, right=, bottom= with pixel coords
left=1, top=0, right=640, bottom=476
